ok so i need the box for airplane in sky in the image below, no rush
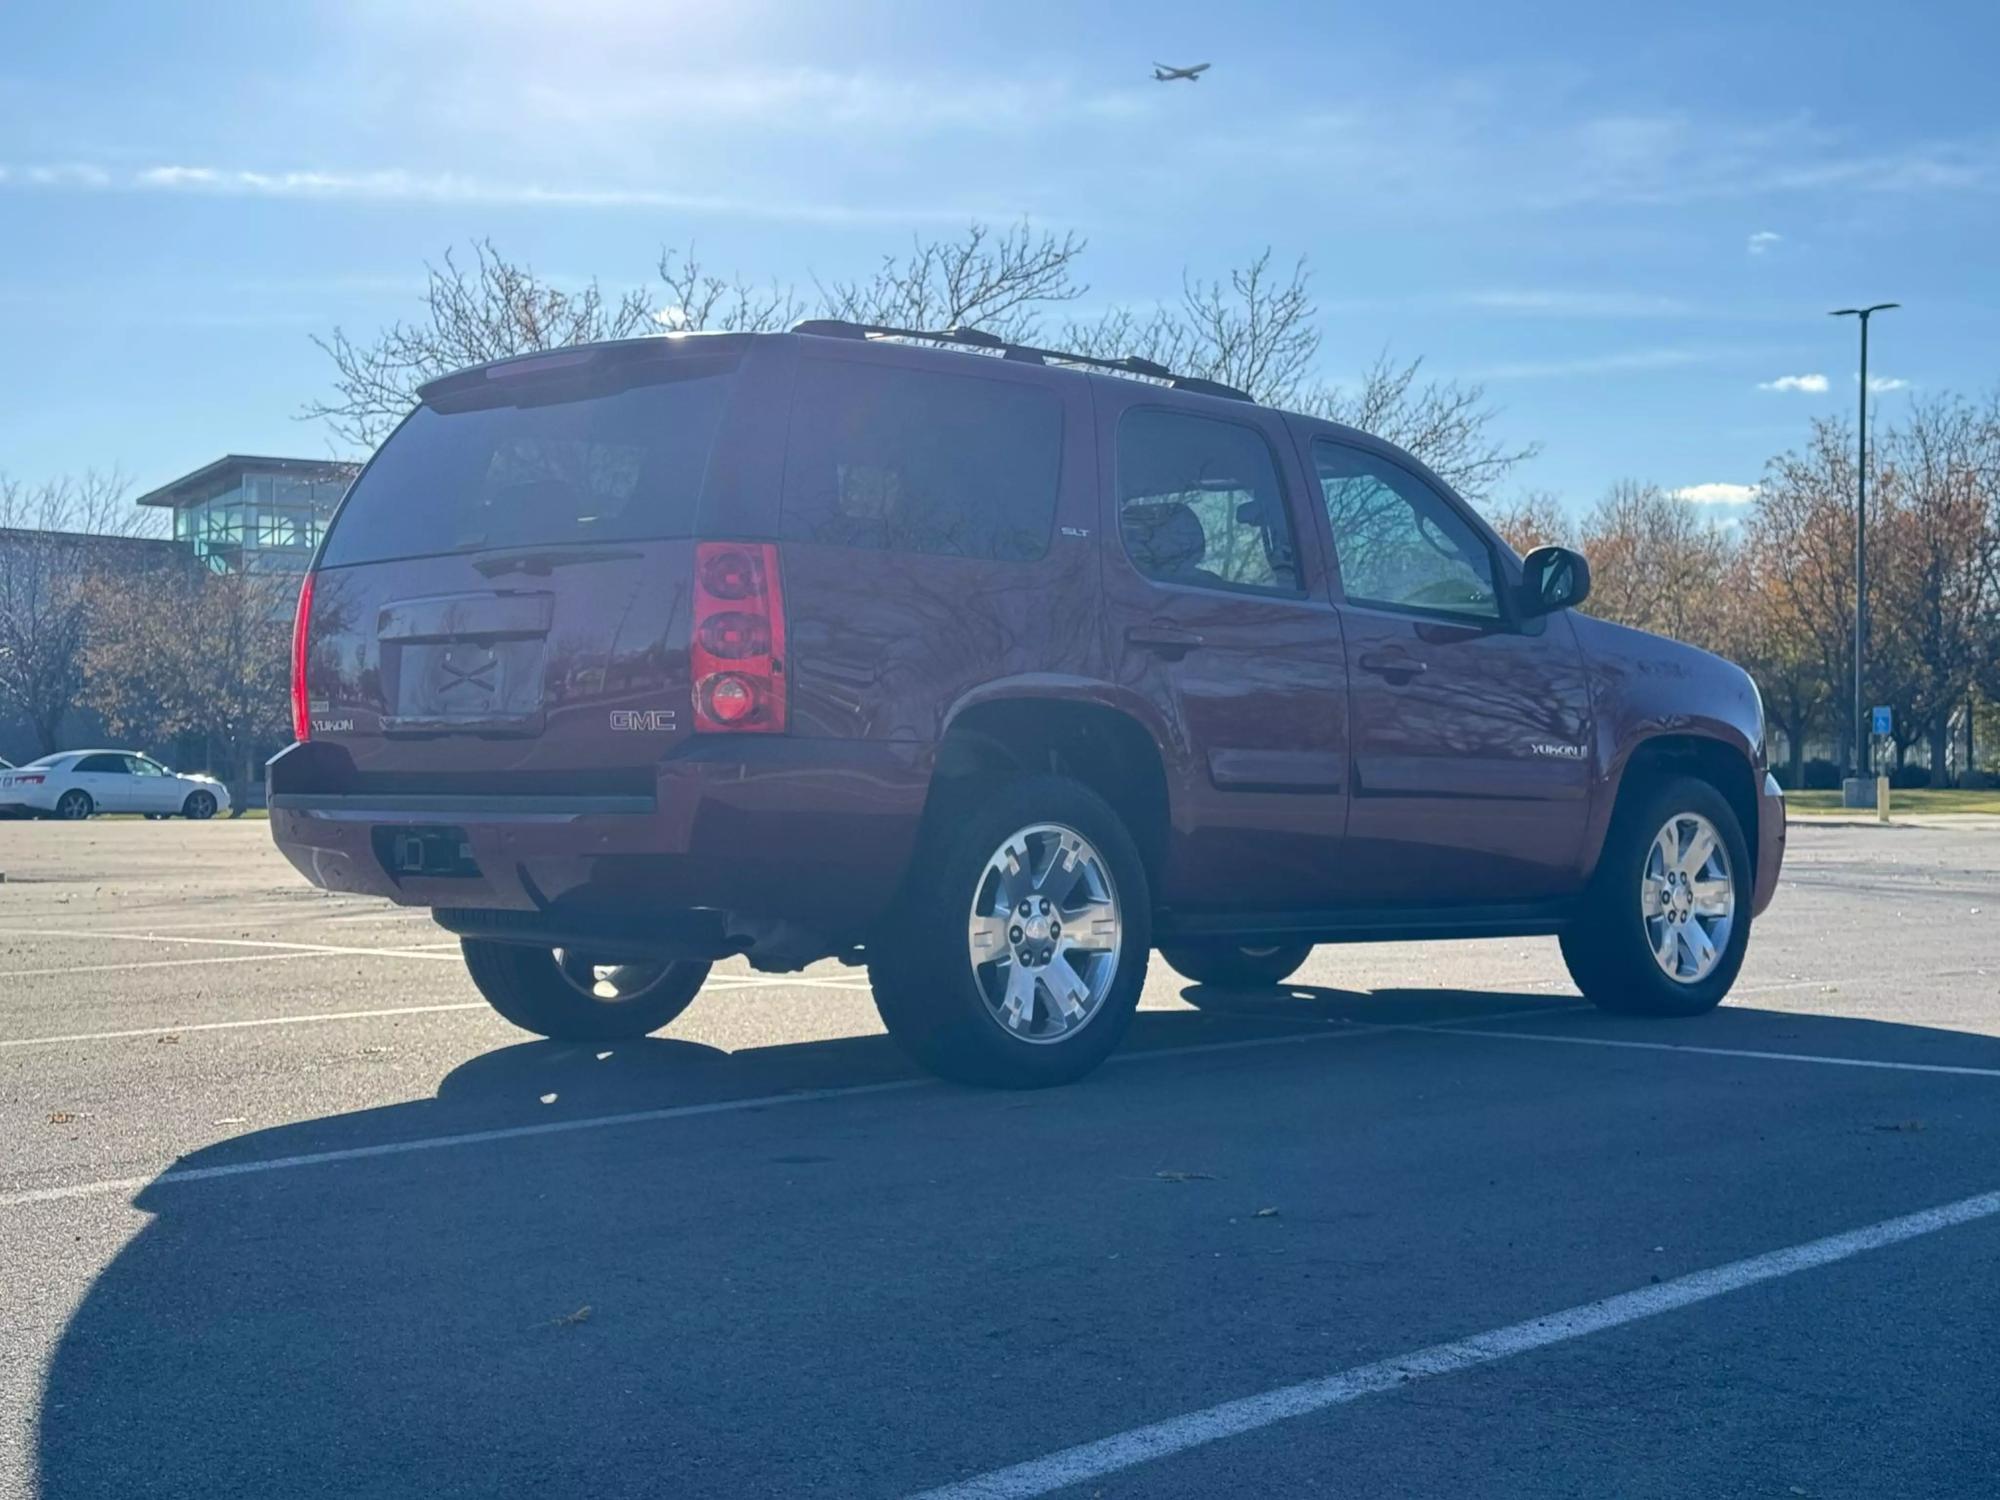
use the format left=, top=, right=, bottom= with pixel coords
left=1151, top=62, right=1211, bottom=82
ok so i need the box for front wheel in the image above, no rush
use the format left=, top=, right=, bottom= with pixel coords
left=461, top=940, right=711, bottom=1041
left=869, top=775, right=1151, bottom=1088
left=1561, top=775, right=1750, bottom=1017
left=55, top=789, right=93, bottom=821
left=1160, top=941, right=1313, bottom=989
left=182, top=790, right=217, bottom=820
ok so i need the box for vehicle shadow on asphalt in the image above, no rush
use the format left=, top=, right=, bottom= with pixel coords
left=38, top=989, right=2000, bottom=1498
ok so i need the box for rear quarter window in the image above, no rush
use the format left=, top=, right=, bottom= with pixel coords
left=780, top=360, right=1062, bottom=562
left=319, top=364, right=733, bottom=567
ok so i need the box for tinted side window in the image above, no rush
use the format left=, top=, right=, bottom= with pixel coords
left=75, top=754, right=128, bottom=774
left=126, top=756, right=166, bottom=777
left=1312, top=442, right=1500, bottom=620
left=781, top=361, right=1062, bottom=562
left=1117, top=409, right=1298, bottom=594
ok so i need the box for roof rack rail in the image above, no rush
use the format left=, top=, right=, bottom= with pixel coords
left=789, top=319, right=1253, bottom=403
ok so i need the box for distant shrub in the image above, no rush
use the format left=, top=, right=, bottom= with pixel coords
left=1961, top=768, right=1999, bottom=790
left=1888, top=764, right=1932, bottom=789
left=1801, top=759, right=1842, bottom=790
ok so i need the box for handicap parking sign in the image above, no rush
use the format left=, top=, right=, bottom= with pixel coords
left=1872, top=705, right=1893, bottom=736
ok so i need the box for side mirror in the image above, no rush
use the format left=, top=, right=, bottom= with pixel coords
left=1519, top=545, right=1591, bottom=617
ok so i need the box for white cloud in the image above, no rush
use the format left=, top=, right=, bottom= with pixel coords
left=1862, top=374, right=1909, bottom=392
left=1759, top=373, right=1830, bottom=393
left=3, top=161, right=981, bottom=225
left=1473, top=348, right=1706, bottom=381
left=1459, top=289, right=1692, bottom=318
left=1747, top=230, right=1782, bottom=254
left=1671, top=482, right=1759, bottom=505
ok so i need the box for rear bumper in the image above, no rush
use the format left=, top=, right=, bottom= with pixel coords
left=267, top=738, right=930, bottom=937
left=1752, top=771, right=1786, bottom=917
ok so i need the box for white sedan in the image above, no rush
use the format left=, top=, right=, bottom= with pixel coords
left=0, top=750, right=231, bottom=820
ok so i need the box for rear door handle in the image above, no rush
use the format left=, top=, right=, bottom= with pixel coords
left=1358, top=651, right=1428, bottom=680
left=1127, top=626, right=1205, bottom=659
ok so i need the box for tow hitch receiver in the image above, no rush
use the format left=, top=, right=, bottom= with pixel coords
left=376, top=826, right=480, bottom=880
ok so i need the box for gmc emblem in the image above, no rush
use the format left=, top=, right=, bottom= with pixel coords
left=609, top=709, right=677, bottom=732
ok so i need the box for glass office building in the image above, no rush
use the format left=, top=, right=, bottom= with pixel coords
left=135, top=456, right=355, bottom=574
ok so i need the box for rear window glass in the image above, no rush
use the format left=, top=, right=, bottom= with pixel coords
left=319, top=367, right=731, bottom=566
left=781, top=360, right=1062, bottom=562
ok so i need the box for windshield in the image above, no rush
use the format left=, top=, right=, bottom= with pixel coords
left=319, top=364, right=733, bottom=567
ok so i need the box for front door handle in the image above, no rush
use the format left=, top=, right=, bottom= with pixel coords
left=1127, top=626, right=1205, bottom=660
left=1358, top=650, right=1428, bottom=681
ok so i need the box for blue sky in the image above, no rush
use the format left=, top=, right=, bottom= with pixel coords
left=4, top=0, right=1997, bottom=516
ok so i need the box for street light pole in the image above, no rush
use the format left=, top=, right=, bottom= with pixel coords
left=1829, top=302, right=1898, bottom=776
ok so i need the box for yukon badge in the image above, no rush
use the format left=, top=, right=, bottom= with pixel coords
left=1529, top=741, right=1588, bottom=760
left=610, top=709, right=678, bottom=732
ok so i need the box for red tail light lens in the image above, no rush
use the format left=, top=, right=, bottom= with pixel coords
left=691, top=543, right=785, bottom=734
left=290, top=569, right=316, bottom=742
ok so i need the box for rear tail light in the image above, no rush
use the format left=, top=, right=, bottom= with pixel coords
left=691, top=543, right=786, bottom=734
left=290, top=569, right=316, bottom=742
left=10, top=774, right=45, bottom=785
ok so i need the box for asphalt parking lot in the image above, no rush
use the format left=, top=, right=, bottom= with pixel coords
left=1, top=817, right=1997, bottom=1498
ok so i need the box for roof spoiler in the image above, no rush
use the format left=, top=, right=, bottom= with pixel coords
left=790, top=319, right=1253, bottom=403
left=416, top=333, right=752, bottom=407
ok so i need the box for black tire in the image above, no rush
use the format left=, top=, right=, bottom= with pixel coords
left=55, top=789, right=93, bottom=821
left=460, top=940, right=711, bottom=1041
left=182, top=790, right=217, bottom=820
left=1160, top=941, right=1313, bottom=989
left=1561, top=774, right=1751, bottom=1017
left=868, top=774, right=1152, bottom=1088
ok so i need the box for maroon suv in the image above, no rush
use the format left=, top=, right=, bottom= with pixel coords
left=271, top=322, right=1785, bottom=1086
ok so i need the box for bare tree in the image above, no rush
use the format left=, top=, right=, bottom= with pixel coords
left=1067, top=254, right=1534, bottom=501
left=0, top=471, right=161, bottom=755
left=305, top=240, right=658, bottom=449
left=1067, top=252, right=1318, bottom=404
left=815, top=221, right=1087, bottom=341
left=1479, top=491, right=1574, bottom=556
left=1573, top=481, right=1736, bottom=651
left=656, top=243, right=803, bottom=334
left=1747, top=419, right=1876, bottom=771
left=1872, top=394, right=2000, bottom=783
left=84, top=564, right=293, bottom=811
left=1716, top=533, right=1829, bottom=782
left=311, top=231, right=1536, bottom=504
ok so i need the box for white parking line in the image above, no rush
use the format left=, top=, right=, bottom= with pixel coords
left=1407, top=1025, right=2000, bottom=1080
left=0, top=1025, right=1396, bottom=1209
left=0, top=950, right=338, bottom=982
left=0, top=1002, right=491, bottom=1048
left=909, top=1187, right=2000, bottom=1499
left=1, top=1079, right=932, bottom=1207
left=0, top=927, right=465, bottom=961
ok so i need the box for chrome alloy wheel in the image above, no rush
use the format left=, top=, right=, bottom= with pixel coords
left=551, top=949, right=676, bottom=1005
left=1641, top=812, right=1735, bottom=984
left=966, top=823, right=1123, bottom=1044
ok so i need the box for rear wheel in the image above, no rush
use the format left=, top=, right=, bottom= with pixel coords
left=55, top=789, right=93, bottom=821
left=461, top=940, right=711, bottom=1041
left=181, top=790, right=217, bottom=820
left=869, top=775, right=1150, bottom=1088
left=1160, top=941, right=1313, bottom=989
left=1561, top=775, right=1749, bottom=1017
